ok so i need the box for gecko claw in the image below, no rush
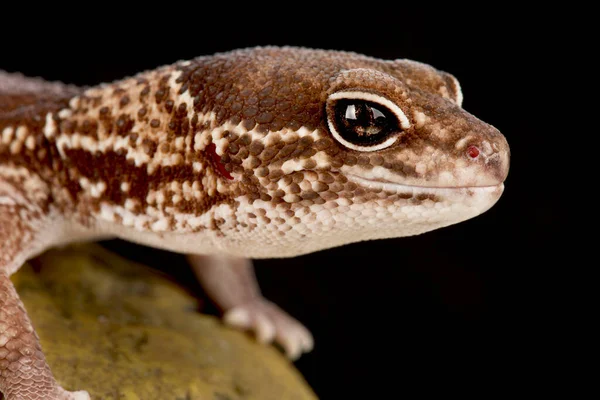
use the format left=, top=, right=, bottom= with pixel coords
left=223, top=299, right=313, bottom=359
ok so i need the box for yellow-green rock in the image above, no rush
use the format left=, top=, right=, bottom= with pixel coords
left=11, top=244, right=317, bottom=400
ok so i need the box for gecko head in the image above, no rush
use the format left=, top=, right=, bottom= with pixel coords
left=326, top=66, right=509, bottom=177
left=181, top=47, right=510, bottom=256
left=319, top=64, right=510, bottom=213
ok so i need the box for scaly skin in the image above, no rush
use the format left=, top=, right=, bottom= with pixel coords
left=0, top=46, right=509, bottom=399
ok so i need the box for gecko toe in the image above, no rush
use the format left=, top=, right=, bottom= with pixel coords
left=282, top=333, right=303, bottom=361
left=299, top=327, right=314, bottom=353
left=222, top=300, right=313, bottom=359
left=223, top=307, right=251, bottom=328
left=69, top=390, right=91, bottom=400
left=53, top=387, right=91, bottom=400
left=254, top=313, right=276, bottom=344
left=279, top=325, right=313, bottom=360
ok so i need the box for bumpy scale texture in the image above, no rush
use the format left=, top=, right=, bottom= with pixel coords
left=0, top=46, right=510, bottom=399
left=0, top=271, right=88, bottom=400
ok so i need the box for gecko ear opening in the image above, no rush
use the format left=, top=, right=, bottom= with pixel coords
left=325, top=90, right=410, bottom=152
left=206, top=143, right=234, bottom=180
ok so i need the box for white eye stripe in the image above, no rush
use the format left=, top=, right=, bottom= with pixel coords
left=327, top=91, right=411, bottom=130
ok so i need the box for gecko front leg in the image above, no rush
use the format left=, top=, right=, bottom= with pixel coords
left=188, top=254, right=314, bottom=360
left=0, top=272, right=89, bottom=400
left=0, top=182, right=89, bottom=400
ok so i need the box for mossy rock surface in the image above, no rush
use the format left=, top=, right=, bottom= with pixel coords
left=11, top=244, right=317, bottom=400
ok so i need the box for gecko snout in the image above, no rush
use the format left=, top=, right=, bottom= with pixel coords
left=464, top=131, right=510, bottom=186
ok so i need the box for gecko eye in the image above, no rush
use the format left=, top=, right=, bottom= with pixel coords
left=326, top=91, right=411, bottom=152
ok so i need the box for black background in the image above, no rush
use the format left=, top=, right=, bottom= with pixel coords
left=2, top=7, right=569, bottom=399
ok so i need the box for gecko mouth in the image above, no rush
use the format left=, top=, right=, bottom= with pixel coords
left=347, top=174, right=504, bottom=196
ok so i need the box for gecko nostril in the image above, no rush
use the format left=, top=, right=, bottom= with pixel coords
left=466, top=145, right=480, bottom=160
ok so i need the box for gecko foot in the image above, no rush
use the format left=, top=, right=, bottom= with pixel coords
left=49, top=388, right=91, bottom=400
left=223, top=299, right=314, bottom=360
left=63, top=390, right=91, bottom=400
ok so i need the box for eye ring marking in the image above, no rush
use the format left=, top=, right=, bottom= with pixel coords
left=326, top=91, right=411, bottom=152
left=328, top=91, right=411, bottom=130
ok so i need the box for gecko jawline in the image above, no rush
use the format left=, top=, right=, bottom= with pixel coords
left=347, top=174, right=504, bottom=196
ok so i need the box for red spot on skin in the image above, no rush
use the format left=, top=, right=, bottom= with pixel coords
left=206, top=143, right=234, bottom=180
left=467, top=145, right=480, bottom=159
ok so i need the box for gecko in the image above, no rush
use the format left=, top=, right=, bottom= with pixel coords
left=0, top=46, right=510, bottom=400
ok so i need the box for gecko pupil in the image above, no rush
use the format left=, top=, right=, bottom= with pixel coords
left=333, top=99, right=398, bottom=146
